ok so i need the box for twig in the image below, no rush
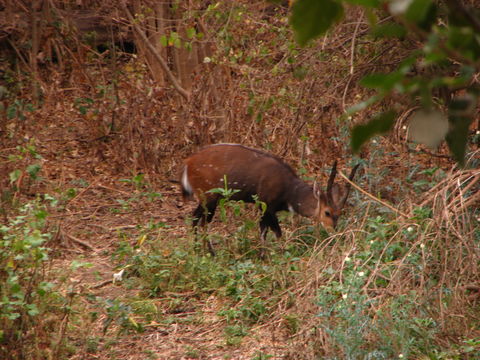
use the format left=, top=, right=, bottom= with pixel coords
left=338, top=170, right=410, bottom=218
left=66, top=181, right=96, bottom=207
left=406, top=147, right=451, bottom=159
left=91, top=279, right=113, bottom=289
left=342, top=12, right=363, bottom=113
left=63, top=232, right=96, bottom=251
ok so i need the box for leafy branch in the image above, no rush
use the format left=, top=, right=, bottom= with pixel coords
left=290, top=0, right=480, bottom=165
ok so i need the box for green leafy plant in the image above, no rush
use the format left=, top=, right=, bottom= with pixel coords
left=6, top=99, right=35, bottom=121
left=101, top=298, right=143, bottom=334
left=290, top=0, right=480, bottom=165
left=0, top=200, right=66, bottom=358
left=119, top=174, right=162, bottom=202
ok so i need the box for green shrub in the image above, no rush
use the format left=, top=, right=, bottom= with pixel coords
left=0, top=200, right=66, bottom=359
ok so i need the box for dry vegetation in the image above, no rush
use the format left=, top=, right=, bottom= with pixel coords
left=0, top=1, right=479, bottom=359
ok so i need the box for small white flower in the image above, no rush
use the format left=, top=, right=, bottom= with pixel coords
left=372, top=139, right=377, bottom=144
left=113, top=269, right=125, bottom=283
left=399, top=354, right=404, bottom=359
left=345, top=256, right=351, bottom=262
left=203, top=57, right=212, bottom=63
left=342, top=294, right=348, bottom=299
left=358, top=271, right=365, bottom=277
left=420, top=243, right=425, bottom=249
left=402, top=125, right=407, bottom=130
left=476, top=130, right=480, bottom=135
left=370, top=240, right=374, bottom=244
left=407, top=226, right=413, bottom=232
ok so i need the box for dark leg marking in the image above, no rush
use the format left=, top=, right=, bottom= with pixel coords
left=192, top=199, right=218, bottom=227
left=192, top=199, right=218, bottom=256
left=259, top=211, right=282, bottom=258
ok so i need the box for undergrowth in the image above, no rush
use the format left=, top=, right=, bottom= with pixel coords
left=0, top=198, right=70, bottom=359
left=108, top=193, right=480, bottom=359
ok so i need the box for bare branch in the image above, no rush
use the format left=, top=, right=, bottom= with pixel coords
left=120, top=1, right=190, bottom=101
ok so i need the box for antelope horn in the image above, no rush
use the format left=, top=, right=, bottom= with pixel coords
left=326, top=160, right=338, bottom=202
left=339, top=164, right=360, bottom=209
left=313, top=180, right=320, bottom=200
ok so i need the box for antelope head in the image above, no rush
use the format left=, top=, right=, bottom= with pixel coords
left=314, top=161, right=360, bottom=230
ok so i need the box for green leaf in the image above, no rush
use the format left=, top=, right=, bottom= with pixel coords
left=173, top=37, right=182, bottom=49
left=405, top=0, right=436, bottom=30
left=9, top=169, right=22, bottom=184
left=159, top=35, right=168, bottom=47
left=6, top=104, right=17, bottom=119
left=351, top=111, right=396, bottom=152
left=344, top=0, right=379, bottom=7
left=26, top=164, right=41, bottom=180
left=27, top=229, right=46, bottom=246
left=359, top=72, right=405, bottom=91
left=290, top=0, right=344, bottom=46
left=186, top=27, right=196, bottom=39
left=446, top=97, right=476, bottom=166
left=26, top=303, right=40, bottom=316
left=370, top=23, right=407, bottom=39
left=7, top=312, right=21, bottom=320
left=346, top=94, right=384, bottom=115
left=447, top=26, right=480, bottom=61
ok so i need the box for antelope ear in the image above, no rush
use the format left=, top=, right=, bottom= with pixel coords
left=319, top=192, right=329, bottom=205
left=331, top=184, right=347, bottom=208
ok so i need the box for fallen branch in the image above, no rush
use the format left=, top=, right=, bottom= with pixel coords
left=63, top=232, right=96, bottom=251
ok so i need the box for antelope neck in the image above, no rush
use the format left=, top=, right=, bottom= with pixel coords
left=288, top=178, right=318, bottom=217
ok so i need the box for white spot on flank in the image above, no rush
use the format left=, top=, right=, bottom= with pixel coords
left=181, top=166, right=193, bottom=194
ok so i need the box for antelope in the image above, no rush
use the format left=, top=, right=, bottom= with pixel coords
left=180, top=143, right=359, bottom=255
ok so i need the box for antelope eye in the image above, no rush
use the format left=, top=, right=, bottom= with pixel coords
left=325, top=210, right=331, bottom=217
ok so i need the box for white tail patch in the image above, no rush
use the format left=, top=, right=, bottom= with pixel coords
left=181, top=166, right=193, bottom=195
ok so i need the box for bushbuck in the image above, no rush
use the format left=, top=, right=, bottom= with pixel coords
left=181, top=143, right=359, bottom=255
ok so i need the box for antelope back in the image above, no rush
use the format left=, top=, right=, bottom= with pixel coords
left=182, top=144, right=299, bottom=202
